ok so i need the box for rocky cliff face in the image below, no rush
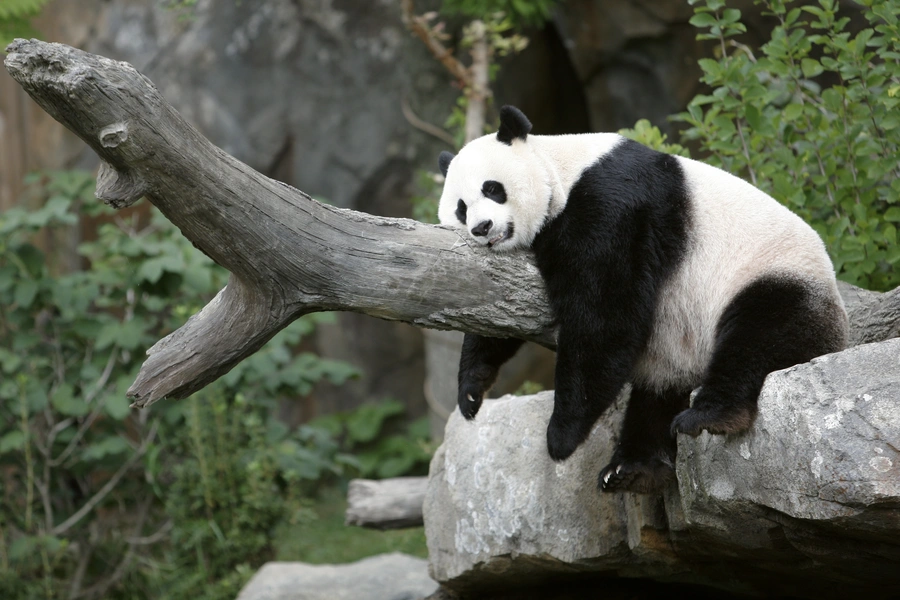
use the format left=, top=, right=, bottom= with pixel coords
left=424, top=337, right=900, bottom=599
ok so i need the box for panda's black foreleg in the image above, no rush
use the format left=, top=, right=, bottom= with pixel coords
left=456, top=334, right=525, bottom=420
left=599, top=385, right=690, bottom=493
left=670, top=276, right=847, bottom=437
left=545, top=321, right=645, bottom=462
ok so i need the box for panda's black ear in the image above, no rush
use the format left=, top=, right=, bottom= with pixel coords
left=438, top=151, right=454, bottom=177
left=497, top=105, right=532, bottom=145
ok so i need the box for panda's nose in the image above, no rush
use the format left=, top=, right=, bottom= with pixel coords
left=471, top=220, right=493, bottom=237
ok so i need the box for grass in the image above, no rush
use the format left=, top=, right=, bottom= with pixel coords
left=273, top=485, right=428, bottom=564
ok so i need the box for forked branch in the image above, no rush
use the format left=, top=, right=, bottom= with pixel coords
left=3, top=39, right=555, bottom=409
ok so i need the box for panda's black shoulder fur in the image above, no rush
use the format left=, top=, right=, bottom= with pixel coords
left=531, top=138, right=692, bottom=329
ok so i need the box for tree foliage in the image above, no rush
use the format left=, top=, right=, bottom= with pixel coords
left=0, top=0, right=51, bottom=48
left=441, top=0, right=559, bottom=28
left=0, top=171, right=428, bottom=599
left=675, top=0, right=900, bottom=291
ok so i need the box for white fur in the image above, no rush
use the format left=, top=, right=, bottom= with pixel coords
left=632, top=156, right=842, bottom=390
left=438, top=133, right=622, bottom=250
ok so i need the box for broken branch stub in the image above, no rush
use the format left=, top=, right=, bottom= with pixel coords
left=3, top=39, right=556, bottom=409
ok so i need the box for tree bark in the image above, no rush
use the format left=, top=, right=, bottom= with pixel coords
left=345, top=477, right=428, bottom=530
left=3, top=39, right=556, bottom=410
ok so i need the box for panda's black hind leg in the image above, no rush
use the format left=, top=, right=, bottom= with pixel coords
left=671, top=275, right=847, bottom=438
left=600, top=385, right=690, bottom=494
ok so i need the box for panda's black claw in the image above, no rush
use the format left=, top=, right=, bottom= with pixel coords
left=599, top=458, right=674, bottom=494
left=457, top=384, right=484, bottom=420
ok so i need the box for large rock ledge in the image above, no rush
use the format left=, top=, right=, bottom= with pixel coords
left=424, top=338, right=900, bottom=599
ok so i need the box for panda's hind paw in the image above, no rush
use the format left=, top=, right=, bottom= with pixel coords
left=670, top=405, right=755, bottom=438
left=599, top=459, right=673, bottom=494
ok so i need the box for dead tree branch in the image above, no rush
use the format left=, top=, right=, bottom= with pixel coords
left=3, top=39, right=555, bottom=409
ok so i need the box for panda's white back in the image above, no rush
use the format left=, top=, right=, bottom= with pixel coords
left=632, top=154, right=842, bottom=390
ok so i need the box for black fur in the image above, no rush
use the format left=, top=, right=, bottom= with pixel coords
left=670, top=275, right=847, bottom=437
left=482, top=180, right=507, bottom=204
left=455, top=199, right=467, bottom=225
left=600, top=385, right=690, bottom=493
left=497, top=105, right=532, bottom=145
left=457, top=334, right=525, bottom=419
left=439, top=151, right=454, bottom=177
left=531, top=140, right=691, bottom=462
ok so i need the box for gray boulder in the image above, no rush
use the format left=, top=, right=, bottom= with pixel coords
left=236, top=552, right=438, bottom=600
left=424, top=338, right=900, bottom=598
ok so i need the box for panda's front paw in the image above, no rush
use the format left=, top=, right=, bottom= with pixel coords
left=457, top=382, right=484, bottom=420
left=546, top=413, right=584, bottom=461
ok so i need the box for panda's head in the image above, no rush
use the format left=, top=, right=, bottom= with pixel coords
left=437, top=106, right=552, bottom=251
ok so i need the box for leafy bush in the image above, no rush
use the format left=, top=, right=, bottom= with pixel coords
left=310, top=400, right=433, bottom=480
left=674, top=0, right=900, bottom=291
left=0, top=171, right=424, bottom=599
left=440, top=0, right=559, bottom=28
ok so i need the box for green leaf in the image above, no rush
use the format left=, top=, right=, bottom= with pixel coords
left=82, top=436, right=131, bottom=461
left=744, top=104, right=761, bottom=131
left=95, top=318, right=147, bottom=350
left=51, top=383, right=89, bottom=417
left=0, top=348, right=23, bottom=374
left=344, top=400, right=405, bottom=445
left=0, top=431, right=26, bottom=454
left=782, top=103, right=804, bottom=121
left=9, top=536, right=37, bottom=561
left=103, top=392, right=132, bottom=420
left=801, top=58, right=824, bottom=78
left=885, top=207, right=900, bottom=222
left=721, top=8, right=741, bottom=24
left=689, top=12, right=717, bottom=27
left=13, top=278, right=38, bottom=307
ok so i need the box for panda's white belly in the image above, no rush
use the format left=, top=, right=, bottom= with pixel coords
left=631, top=157, right=838, bottom=391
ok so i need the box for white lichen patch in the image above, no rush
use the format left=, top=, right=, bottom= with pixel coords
left=824, top=413, right=842, bottom=429
left=709, top=477, right=734, bottom=500
left=555, top=462, right=568, bottom=478
left=739, top=442, right=751, bottom=460
left=869, top=456, right=893, bottom=473
left=807, top=423, right=823, bottom=443
left=810, top=452, right=824, bottom=478
left=445, top=462, right=456, bottom=486
left=455, top=517, right=489, bottom=556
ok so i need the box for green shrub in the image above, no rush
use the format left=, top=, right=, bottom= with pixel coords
left=0, top=171, right=412, bottom=599
left=674, top=0, right=900, bottom=291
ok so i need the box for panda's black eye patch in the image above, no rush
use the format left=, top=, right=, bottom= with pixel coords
left=482, top=180, right=507, bottom=204
left=455, top=199, right=467, bottom=225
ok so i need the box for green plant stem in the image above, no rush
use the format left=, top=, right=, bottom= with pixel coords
left=51, top=421, right=158, bottom=536
left=189, top=401, right=215, bottom=517
left=21, top=380, right=35, bottom=532
left=0, top=518, right=8, bottom=572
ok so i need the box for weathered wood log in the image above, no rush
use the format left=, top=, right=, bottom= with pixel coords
left=345, top=477, right=429, bottom=530
left=3, top=39, right=556, bottom=409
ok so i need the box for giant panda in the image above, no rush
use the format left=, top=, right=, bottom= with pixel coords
left=437, top=105, right=848, bottom=494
